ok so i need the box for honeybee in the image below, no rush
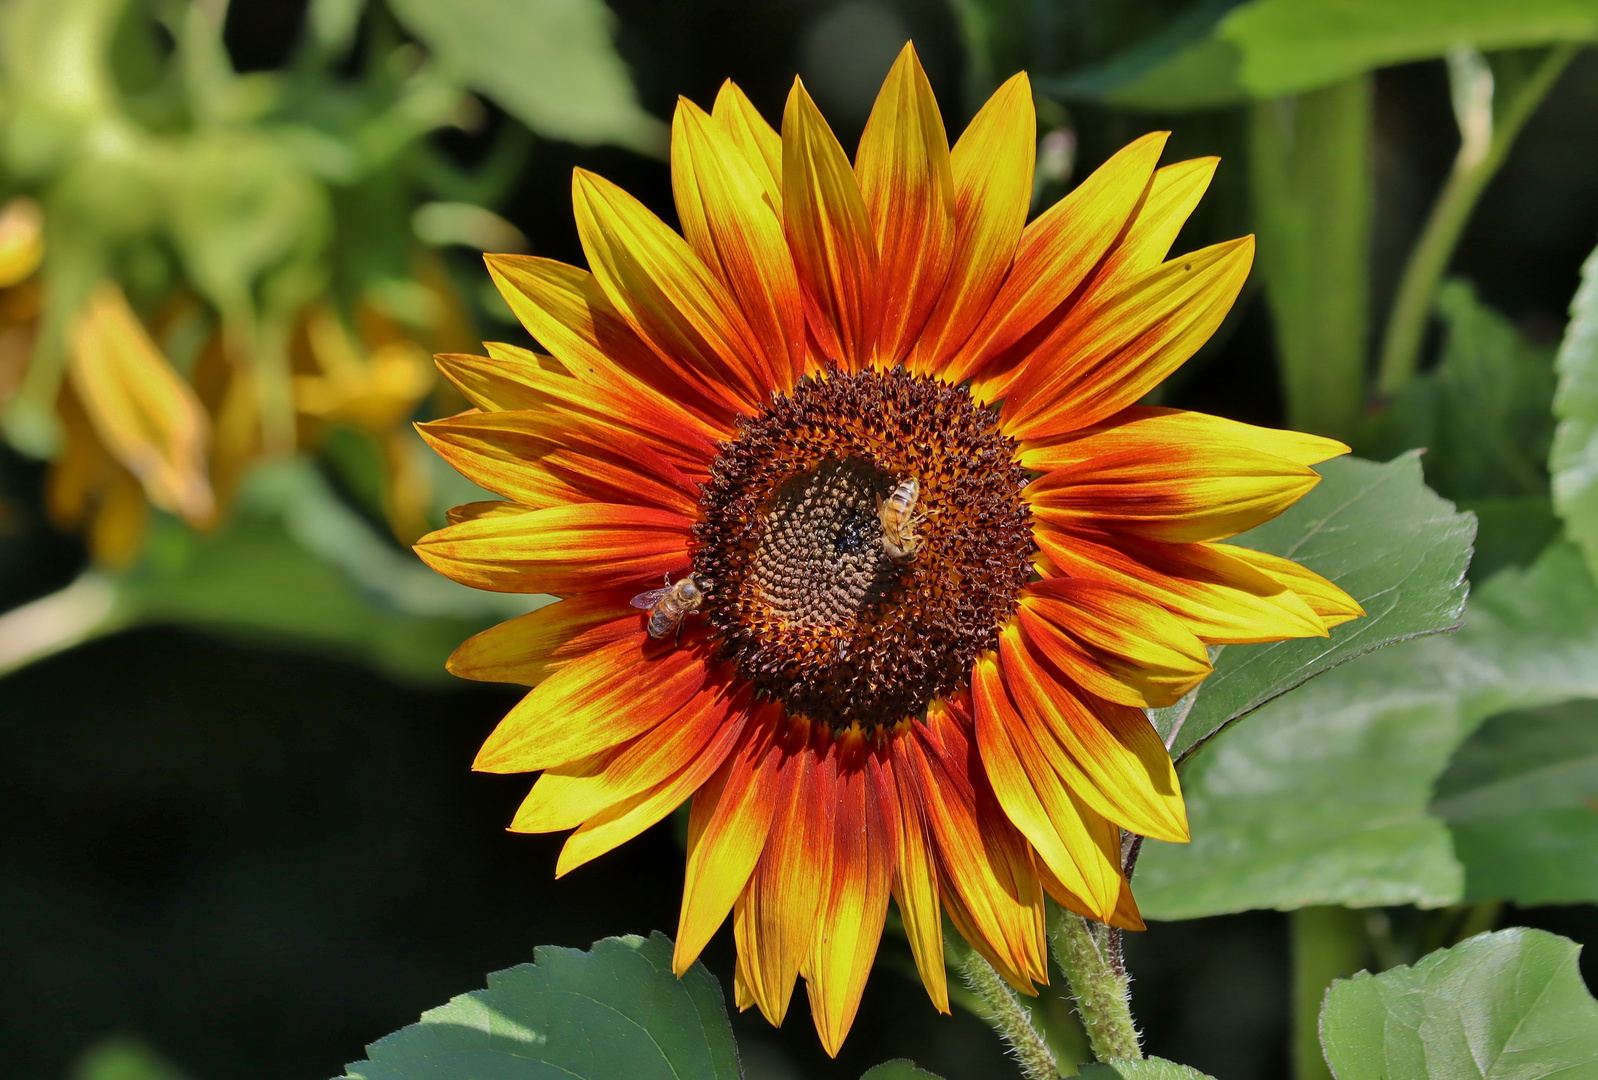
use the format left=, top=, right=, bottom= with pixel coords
left=630, top=572, right=712, bottom=641
left=876, top=476, right=924, bottom=563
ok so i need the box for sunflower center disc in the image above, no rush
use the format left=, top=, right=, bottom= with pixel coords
left=694, top=368, right=1034, bottom=731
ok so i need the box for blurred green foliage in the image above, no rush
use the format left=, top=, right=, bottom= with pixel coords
left=0, top=0, right=658, bottom=673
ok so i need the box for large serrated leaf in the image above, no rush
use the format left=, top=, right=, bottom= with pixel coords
left=859, top=1062, right=946, bottom=1080
left=1319, top=928, right=1598, bottom=1080
left=1078, top=1058, right=1217, bottom=1079
left=342, top=932, right=741, bottom=1080
left=1552, top=242, right=1598, bottom=581
left=1158, top=452, right=1474, bottom=762
left=388, top=0, right=666, bottom=154
left=1433, top=698, right=1598, bottom=906
left=1135, top=541, right=1598, bottom=919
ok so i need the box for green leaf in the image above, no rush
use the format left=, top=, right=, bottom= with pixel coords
left=1434, top=698, right=1598, bottom=905
left=1226, top=0, right=1598, bottom=99
left=1048, top=0, right=1598, bottom=110
left=70, top=1038, right=191, bottom=1080
left=1319, top=928, right=1598, bottom=1080
left=1552, top=242, right=1598, bottom=582
left=1250, top=76, right=1372, bottom=439
left=1157, top=452, right=1475, bottom=761
left=1135, top=541, right=1598, bottom=919
left=168, top=131, right=332, bottom=322
left=1457, top=495, right=1562, bottom=580
left=342, top=932, right=741, bottom=1080
left=388, top=0, right=667, bottom=154
left=1038, top=0, right=1249, bottom=111
left=1138, top=634, right=1470, bottom=917
left=117, top=462, right=532, bottom=682
left=1077, top=1059, right=1217, bottom=1080
left=1361, top=280, right=1558, bottom=505
left=859, top=1062, right=947, bottom=1080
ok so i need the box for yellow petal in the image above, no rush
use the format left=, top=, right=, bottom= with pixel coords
left=712, top=81, right=783, bottom=209
left=856, top=43, right=955, bottom=368
left=998, top=236, right=1255, bottom=437
left=947, top=131, right=1168, bottom=384
left=1223, top=544, right=1366, bottom=629
left=673, top=97, right=805, bottom=391
left=911, top=73, right=1033, bottom=377
left=70, top=283, right=213, bottom=523
left=573, top=169, right=771, bottom=411
left=998, top=625, right=1188, bottom=843
left=0, top=196, right=44, bottom=288
left=1019, top=405, right=1350, bottom=472
left=782, top=78, right=880, bottom=371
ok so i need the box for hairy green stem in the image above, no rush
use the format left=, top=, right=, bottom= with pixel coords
left=1375, top=44, right=1576, bottom=398
left=956, top=947, right=1061, bottom=1080
left=1291, top=906, right=1369, bottom=1080
left=1048, top=905, right=1142, bottom=1062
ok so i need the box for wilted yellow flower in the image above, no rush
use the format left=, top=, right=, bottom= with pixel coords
left=0, top=197, right=44, bottom=289
left=0, top=197, right=43, bottom=402
left=49, top=283, right=214, bottom=564
left=294, top=304, right=437, bottom=541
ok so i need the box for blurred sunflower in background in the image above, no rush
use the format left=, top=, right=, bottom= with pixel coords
left=0, top=0, right=657, bottom=673
left=417, top=44, right=1364, bottom=1053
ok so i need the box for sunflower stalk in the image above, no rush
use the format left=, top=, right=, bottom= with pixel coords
left=1048, top=905, right=1142, bottom=1062
left=1374, top=43, right=1576, bottom=398
left=954, top=943, right=1062, bottom=1080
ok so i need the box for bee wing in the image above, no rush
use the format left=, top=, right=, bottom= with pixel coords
left=630, top=588, right=671, bottom=609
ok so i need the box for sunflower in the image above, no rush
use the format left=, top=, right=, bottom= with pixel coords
left=415, top=45, right=1362, bottom=1054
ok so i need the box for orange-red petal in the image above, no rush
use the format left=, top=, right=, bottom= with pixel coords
left=573, top=169, right=771, bottom=411
left=856, top=44, right=954, bottom=368
left=910, top=73, right=1034, bottom=378
left=1018, top=405, right=1350, bottom=472
left=1025, top=444, right=1321, bottom=545
left=474, top=631, right=715, bottom=773
left=972, top=655, right=1124, bottom=919
left=997, top=625, right=1188, bottom=842
left=735, top=719, right=831, bottom=1025
left=997, top=236, right=1255, bottom=437
left=434, top=348, right=725, bottom=475
left=673, top=97, right=805, bottom=391
left=782, top=78, right=880, bottom=371
left=675, top=706, right=784, bottom=974
left=886, top=735, right=948, bottom=1012
left=1018, top=577, right=1212, bottom=709
left=553, top=687, right=752, bottom=875
left=417, top=409, right=701, bottom=516
left=945, top=131, right=1168, bottom=385
left=901, top=700, right=1048, bottom=991
left=805, top=735, right=898, bottom=1055
left=446, top=591, right=639, bottom=686
left=1034, top=525, right=1331, bottom=644
left=414, top=502, right=692, bottom=595
left=511, top=677, right=743, bottom=835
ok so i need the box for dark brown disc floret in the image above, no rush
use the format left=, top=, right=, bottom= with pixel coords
left=693, top=367, right=1033, bottom=731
